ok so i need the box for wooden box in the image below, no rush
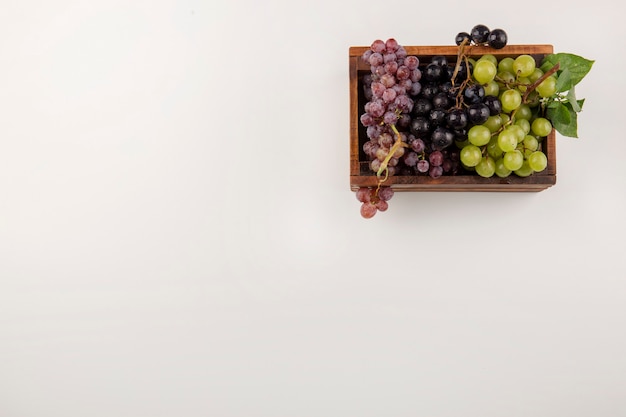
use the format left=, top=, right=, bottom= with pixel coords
left=349, top=44, right=556, bottom=192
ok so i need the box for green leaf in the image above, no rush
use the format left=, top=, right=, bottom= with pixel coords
left=541, top=53, right=594, bottom=87
left=556, top=67, right=572, bottom=92
left=566, top=86, right=580, bottom=112
left=547, top=102, right=578, bottom=138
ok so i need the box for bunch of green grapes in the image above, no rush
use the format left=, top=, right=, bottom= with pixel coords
left=458, top=54, right=555, bottom=178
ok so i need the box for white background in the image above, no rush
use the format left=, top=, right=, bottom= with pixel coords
left=1, top=0, right=625, bottom=416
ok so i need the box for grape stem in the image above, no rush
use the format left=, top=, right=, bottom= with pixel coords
left=376, top=124, right=408, bottom=178
left=522, top=63, right=560, bottom=102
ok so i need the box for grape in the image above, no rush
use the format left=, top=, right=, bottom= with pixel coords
left=514, top=118, right=531, bottom=135
left=503, top=150, right=524, bottom=171
left=514, top=160, right=533, bottom=177
left=429, top=150, right=444, bottom=166
left=515, top=104, right=532, bottom=120
left=470, top=24, right=490, bottom=44
left=497, top=128, right=518, bottom=152
left=375, top=199, right=389, bottom=212
left=416, top=159, right=430, bottom=173
left=531, top=117, right=553, bottom=137
left=360, top=202, right=377, bottom=219
left=429, top=109, right=447, bottom=127
left=483, top=96, right=502, bottom=115
left=487, top=137, right=504, bottom=159
left=475, top=156, right=496, bottom=177
left=507, top=124, right=526, bottom=143
left=468, top=125, right=491, bottom=146
left=528, top=68, right=544, bottom=83
left=455, top=32, right=472, bottom=45
left=378, top=186, right=394, bottom=201
left=523, top=135, right=539, bottom=152
left=431, top=55, right=448, bottom=67
left=513, top=55, right=536, bottom=78
left=429, top=165, right=444, bottom=178
left=500, top=89, right=522, bottom=112
left=494, top=158, right=512, bottom=178
left=484, top=115, right=503, bottom=133
left=487, top=28, right=507, bottom=49
left=536, top=76, right=557, bottom=98
left=464, top=84, right=485, bottom=104
left=410, top=137, right=426, bottom=152
left=431, top=127, right=455, bottom=150
left=432, top=92, right=451, bottom=110
left=498, top=57, right=515, bottom=73
left=356, top=187, right=371, bottom=203
left=473, top=60, right=497, bottom=84
left=483, top=80, right=499, bottom=97
left=446, top=108, right=468, bottom=130
left=460, top=145, right=482, bottom=167
left=467, top=103, right=490, bottom=124
left=528, top=151, right=548, bottom=172
left=413, top=98, right=432, bottom=116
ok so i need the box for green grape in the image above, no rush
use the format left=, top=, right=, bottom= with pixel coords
left=500, top=89, right=522, bottom=113
left=515, top=104, right=532, bottom=120
left=507, top=125, right=526, bottom=143
left=496, top=71, right=515, bottom=89
left=487, top=137, right=504, bottom=159
left=503, top=150, right=524, bottom=171
left=531, top=117, right=552, bottom=137
left=536, top=76, right=557, bottom=98
left=515, top=118, right=531, bottom=134
left=497, top=129, right=518, bottom=152
left=468, top=125, right=492, bottom=146
left=516, top=76, right=530, bottom=93
left=528, top=151, right=548, bottom=172
left=475, top=156, right=496, bottom=178
left=523, top=135, right=539, bottom=151
left=484, top=115, right=502, bottom=133
left=528, top=68, right=544, bottom=83
left=514, top=160, right=533, bottom=177
left=473, top=60, right=497, bottom=84
left=460, top=145, right=482, bottom=167
left=483, top=80, right=499, bottom=96
left=498, top=57, right=514, bottom=74
left=479, top=54, right=498, bottom=66
left=494, top=158, right=512, bottom=178
left=526, top=91, right=540, bottom=107
left=513, top=54, right=536, bottom=77
left=499, top=113, right=510, bottom=125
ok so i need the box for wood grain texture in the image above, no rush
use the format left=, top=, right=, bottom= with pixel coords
left=349, top=44, right=557, bottom=192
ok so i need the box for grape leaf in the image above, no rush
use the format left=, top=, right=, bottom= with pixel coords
left=541, top=53, right=594, bottom=87
left=546, top=102, right=578, bottom=138
left=566, top=86, right=580, bottom=112
left=555, top=67, right=572, bottom=92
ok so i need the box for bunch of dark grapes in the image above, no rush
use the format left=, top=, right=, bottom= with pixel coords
left=356, top=186, right=394, bottom=219
left=360, top=39, right=422, bottom=178
left=405, top=54, right=475, bottom=177
left=455, top=24, right=508, bottom=49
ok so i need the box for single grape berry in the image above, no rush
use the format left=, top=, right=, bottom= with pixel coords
left=432, top=92, right=451, bottom=110
left=464, top=84, right=485, bottom=104
left=455, top=32, right=472, bottom=46
left=413, top=98, right=433, bottom=116
left=431, top=127, right=455, bottom=150
left=446, top=108, right=468, bottom=130
left=431, top=55, right=448, bottom=67
left=428, top=109, right=447, bottom=127
left=470, top=24, right=490, bottom=44
left=423, top=63, right=443, bottom=82
left=483, top=96, right=503, bottom=115
left=410, top=117, right=430, bottom=137
left=487, top=28, right=508, bottom=49
left=467, top=103, right=490, bottom=124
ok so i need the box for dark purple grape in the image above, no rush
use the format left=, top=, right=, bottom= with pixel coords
left=467, top=103, right=490, bottom=124
left=429, top=150, right=444, bottom=167
left=428, top=109, right=447, bottom=127
left=470, top=24, right=490, bottom=44
left=432, top=92, right=452, bottom=110
left=429, top=165, right=444, bottom=178
left=413, top=97, right=432, bottom=116
left=455, top=32, right=471, bottom=46
left=430, top=127, right=455, bottom=150
left=483, top=96, right=503, bottom=115
left=487, top=28, right=508, bottom=49
left=423, top=63, right=443, bottom=82
left=410, top=138, right=426, bottom=153
left=421, top=83, right=439, bottom=100
left=431, top=55, right=448, bottom=67
left=464, top=84, right=485, bottom=104
left=446, top=108, right=468, bottom=130
left=410, top=117, right=430, bottom=137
